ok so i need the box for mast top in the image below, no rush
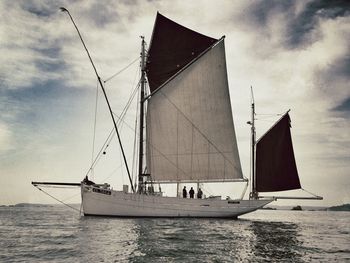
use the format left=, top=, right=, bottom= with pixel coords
left=250, top=86, right=255, bottom=105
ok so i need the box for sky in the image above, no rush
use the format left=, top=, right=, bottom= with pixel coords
left=0, top=0, right=349, bottom=206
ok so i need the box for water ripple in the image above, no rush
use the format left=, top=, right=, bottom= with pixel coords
left=0, top=207, right=349, bottom=262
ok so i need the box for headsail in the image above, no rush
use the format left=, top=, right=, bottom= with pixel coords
left=145, top=14, right=243, bottom=183
left=146, top=12, right=217, bottom=92
left=255, top=113, right=301, bottom=192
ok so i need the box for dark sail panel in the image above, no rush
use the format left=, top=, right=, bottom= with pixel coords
left=256, top=113, right=301, bottom=192
left=146, top=13, right=217, bottom=92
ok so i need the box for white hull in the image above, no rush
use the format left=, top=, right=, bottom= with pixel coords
left=81, top=184, right=273, bottom=218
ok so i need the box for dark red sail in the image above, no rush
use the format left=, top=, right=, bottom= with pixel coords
left=256, top=113, right=301, bottom=192
left=146, top=13, right=217, bottom=93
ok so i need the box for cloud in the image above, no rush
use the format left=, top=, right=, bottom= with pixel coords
left=283, top=0, right=350, bottom=48
left=240, top=0, right=350, bottom=49
left=0, top=1, right=65, bottom=89
left=333, top=97, right=350, bottom=112
left=0, top=122, right=14, bottom=153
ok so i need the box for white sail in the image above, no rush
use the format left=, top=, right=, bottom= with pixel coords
left=146, top=40, right=243, bottom=183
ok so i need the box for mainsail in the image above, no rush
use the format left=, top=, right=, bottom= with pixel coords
left=255, top=113, right=301, bottom=192
left=146, top=14, right=243, bottom=183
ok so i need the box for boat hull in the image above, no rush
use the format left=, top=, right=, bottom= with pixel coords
left=81, top=184, right=273, bottom=218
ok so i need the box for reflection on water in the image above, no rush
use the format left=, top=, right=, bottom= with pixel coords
left=131, top=219, right=210, bottom=262
left=131, top=219, right=235, bottom=262
left=77, top=217, right=139, bottom=262
left=249, top=221, right=302, bottom=262
left=0, top=207, right=349, bottom=262
left=129, top=218, right=303, bottom=262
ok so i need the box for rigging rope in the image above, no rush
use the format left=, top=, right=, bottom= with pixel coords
left=34, top=185, right=81, bottom=214
left=301, top=188, right=322, bottom=198
left=131, top=84, right=140, bottom=186
left=98, top=153, right=134, bottom=183
left=256, top=113, right=284, bottom=116
left=85, top=79, right=141, bottom=179
left=119, top=80, right=141, bottom=119
left=91, top=79, right=99, bottom=179
left=255, top=119, right=278, bottom=123
left=241, top=181, right=249, bottom=200
left=104, top=57, right=139, bottom=83
left=61, top=192, right=81, bottom=202
left=84, top=127, right=115, bottom=178
left=158, top=90, right=242, bottom=175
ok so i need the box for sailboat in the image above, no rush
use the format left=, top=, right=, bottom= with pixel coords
left=32, top=11, right=322, bottom=218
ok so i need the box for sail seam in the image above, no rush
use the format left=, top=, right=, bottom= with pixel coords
left=150, top=151, right=235, bottom=157
left=148, top=142, right=196, bottom=181
left=157, top=89, right=242, bottom=176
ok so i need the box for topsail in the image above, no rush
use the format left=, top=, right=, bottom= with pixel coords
left=146, top=13, right=217, bottom=92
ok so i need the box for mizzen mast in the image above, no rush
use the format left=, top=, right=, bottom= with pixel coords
left=248, top=86, right=257, bottom=199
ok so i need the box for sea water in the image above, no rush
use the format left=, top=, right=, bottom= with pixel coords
left=0, top=205, right=349, bottom=262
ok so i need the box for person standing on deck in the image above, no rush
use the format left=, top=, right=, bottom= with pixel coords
left=182, top=186, right=187, bottom=198
left=189, top=187, right=195, bottom=198
left=197, top=188, right=203, bottom=199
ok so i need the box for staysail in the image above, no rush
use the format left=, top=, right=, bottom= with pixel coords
left=255, top=113, right=301, bottom=192
left=145, top=14, right=243, bottom=183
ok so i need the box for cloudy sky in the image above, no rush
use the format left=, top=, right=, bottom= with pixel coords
left=1, top=0, right=349, bottom=206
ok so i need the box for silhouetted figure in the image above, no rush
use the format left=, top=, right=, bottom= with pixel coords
left=189, top=187, right=195, bottom=198
left=83, top=176, right=95, bottom=185
left=197, top=188, right=203, bottom=199
left=182, top=186, right=187, bottom=198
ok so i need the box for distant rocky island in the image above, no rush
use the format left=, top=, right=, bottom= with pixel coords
left=0, top=203, right=54, bottom=208
left=0, top=203, right=79, bottom=208
left=327, top=203, right=350, bottom=211
left=15, top=203, right=52, bottom=207
left=261, top=203, right=350, bottom=211
left=291, top=205, right=302, bottom=211
left=13, top=203, right=54, bottom=207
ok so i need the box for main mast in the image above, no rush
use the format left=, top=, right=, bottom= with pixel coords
left=138, top=36, right=147, bottom=193
left=249, top=87, right=257, bottom=199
